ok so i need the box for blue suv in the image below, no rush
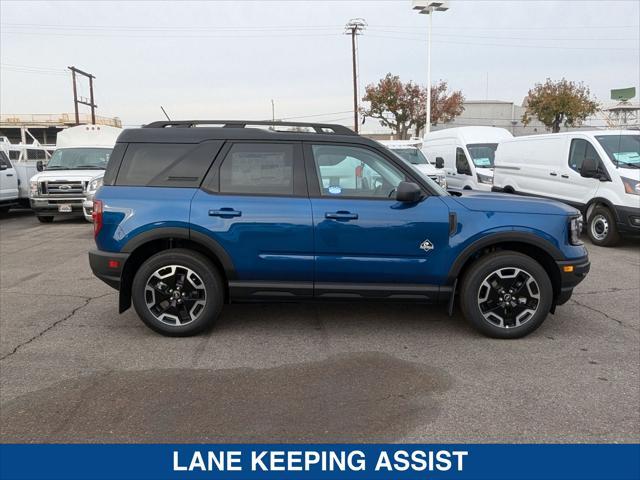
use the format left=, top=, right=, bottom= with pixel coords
left=89, top=120, right=590, bottom=338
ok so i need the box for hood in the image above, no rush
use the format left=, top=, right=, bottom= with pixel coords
left=616, top=166, right=640, bottom=181
left=31, top=170, right=104, bottom=182
left=413, top=164, right=440, bottom=176
left=475, top=167, right=494, bottom=177
left=449, top=190, right=579, bottom=216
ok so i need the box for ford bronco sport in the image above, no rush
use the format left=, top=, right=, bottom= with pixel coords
left=89, top=120, right=590, bottom=338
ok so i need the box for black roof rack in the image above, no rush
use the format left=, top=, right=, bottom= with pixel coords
left=143, top=120, right=357, bottom=136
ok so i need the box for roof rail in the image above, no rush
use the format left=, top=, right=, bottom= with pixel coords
left=143, top=120, right=357, bottom=136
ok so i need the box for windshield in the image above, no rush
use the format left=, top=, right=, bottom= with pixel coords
left=46, top=147, right=111, bottom=170
left=391, top=148, right=430, bottom=165
left=466, top=143, right=498, bottom=168
left=595, top=135, right=640, bottom=169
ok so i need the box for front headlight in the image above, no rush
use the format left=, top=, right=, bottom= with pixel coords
left=29, top=180, right=38, bottom=197
left=569, top=216, right=584, bottom=245
left=437, top=174, right=447, bottom=188
left=87, top=177, right=103, bottom=193
left=621, top=176, right=640, bottom=196
left=477, top=172, right=493, bottom=185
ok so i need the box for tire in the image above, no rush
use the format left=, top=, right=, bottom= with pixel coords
left=587, top=206, right=620, bottom=247
left=460, top=251, right=553, bottom=339
left=37, top=216, right=54, bottom=223
left=131, top=249, right=224, bottom=337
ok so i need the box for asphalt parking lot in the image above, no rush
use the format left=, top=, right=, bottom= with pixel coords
left=0, top=210, right=638, bottom=443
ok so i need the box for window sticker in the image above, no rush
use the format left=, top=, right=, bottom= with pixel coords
left=328, top=185, right=342, bottom=195
left=613, top=152, right=640, bottom=163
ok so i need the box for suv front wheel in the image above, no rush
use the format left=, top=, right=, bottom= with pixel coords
left=460, top=251, right=553, bottom=339
left=131, top=249, right=224, bottom=336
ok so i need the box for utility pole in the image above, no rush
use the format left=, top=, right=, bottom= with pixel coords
left=344, top=19, right=366, bottom=134
left=271, top=99, right=275, bottom=123
left=68, top=66, right=97, bottom=125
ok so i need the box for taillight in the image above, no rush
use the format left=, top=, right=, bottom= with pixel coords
left=93, top=199, right=103, bottom=238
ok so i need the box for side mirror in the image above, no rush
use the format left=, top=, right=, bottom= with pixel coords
left=580, top=157, right=598, bottom=178
left=0, top=164, right=7, bottom=171
left=435, top=157, right=444, bottom=169
left=395, top=181, right=422, bottom=203
left=36, top=160, right=44, bottom=172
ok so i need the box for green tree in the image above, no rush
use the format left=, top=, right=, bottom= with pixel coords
left=361, top=73, right=464, bottom=139
left=523, top=78, right=599, bottom=133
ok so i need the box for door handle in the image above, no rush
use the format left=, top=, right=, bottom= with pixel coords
left=325, top=211, right=358, bottom=220
left=209, top=208, right=241, bottom=218
left=5, top=174, right=13, bottom=177
left=550, top=172, right=558, bottom=176
left=561, top=174, right=569, bottom=179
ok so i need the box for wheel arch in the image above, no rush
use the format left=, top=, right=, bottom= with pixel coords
left=118, top=228, right=235, bottom=313
left=448, top=233, right=563, bottom=304
left=585, top=197, right=618, bottom=222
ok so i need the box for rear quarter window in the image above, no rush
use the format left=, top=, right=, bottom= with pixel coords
left=114, top=141, right=222, bottom=187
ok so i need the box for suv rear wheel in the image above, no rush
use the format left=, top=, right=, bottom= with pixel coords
left=587, top=206, right=620, bottom=247
left=131, top=249, right=224, bottom=336
left=460, top=251, right=552, bottom=339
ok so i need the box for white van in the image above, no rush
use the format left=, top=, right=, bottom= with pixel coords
left=493, top=130, right=640, bottom=246
left=422, top=126, right=513, bottom=191
left=380, top=139, right=447, bottom=188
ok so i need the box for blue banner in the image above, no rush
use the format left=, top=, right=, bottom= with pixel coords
left=1, top=444, right=638, bottom=480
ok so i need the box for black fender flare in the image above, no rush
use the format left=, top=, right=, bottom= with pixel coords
left=446, top=231, right=564, bottom=283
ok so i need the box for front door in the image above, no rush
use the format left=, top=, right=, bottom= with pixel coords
left=0, top=152, right=18, bottom=203
left=560, top=138, right=602, bottom=207
left=305, top=143, right=451, bottom=299
left=190, top=141, right=314, bottom=299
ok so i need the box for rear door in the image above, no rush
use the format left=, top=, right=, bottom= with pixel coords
left=190, top=141, right=314, bottom=299
left=0, top=152, right=18, bottom=203
left=305, top=142, right=451, bottom=299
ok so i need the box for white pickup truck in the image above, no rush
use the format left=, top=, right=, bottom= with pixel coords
left=29, top=125, right=122, bottom=222
left=380, top=139, right=447, bottom=189
left=0, top=137, right=48, bottom=213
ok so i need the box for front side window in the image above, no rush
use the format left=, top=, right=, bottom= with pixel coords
left=456, top=147, right=471, bottom=175
left=312, top=144, right=406, bottom=198
left=466, top=143, right=498, bottom=168
left=46, top=148, right=111, bottom=170
left=0, top=151, right=11, bottom=169
left=595, top=135, right=640, bottom=169
left=568, top=139, right=601, bottom=173
left=219, top=143, right=295, bottom=195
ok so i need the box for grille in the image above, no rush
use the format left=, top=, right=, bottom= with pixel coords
left=41, top=180, right=86, bottom=196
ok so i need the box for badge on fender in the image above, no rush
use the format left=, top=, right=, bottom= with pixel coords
left=420, top=239, right=434, bottom=252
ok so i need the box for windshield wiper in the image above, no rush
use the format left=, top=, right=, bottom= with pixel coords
left=617, top=162, right=640, bottom=169
left=74, top=166, right=105, bottom=169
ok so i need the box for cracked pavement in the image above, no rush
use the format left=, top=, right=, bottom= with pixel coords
left=0, top=210, right=639, bottom=443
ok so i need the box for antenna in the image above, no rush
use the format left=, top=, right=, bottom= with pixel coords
left=160, top=106, right=171, bottom=121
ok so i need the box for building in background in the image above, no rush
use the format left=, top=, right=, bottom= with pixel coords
left=0, top=113, right=122, bottom=146
left=363, top=98, right=610, bottom=140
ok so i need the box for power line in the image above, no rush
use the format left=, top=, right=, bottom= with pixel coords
left=366, top=34, right=639, bottom=51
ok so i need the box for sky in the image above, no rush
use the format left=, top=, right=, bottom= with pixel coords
left=1, top=0, right=639, bottom=131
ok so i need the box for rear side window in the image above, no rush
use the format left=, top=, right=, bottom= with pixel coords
left=115, top=142, right=222, bottom=187
left=568, top=139, right=600, bottom=173
left=219, top=143, right=295, bottom=195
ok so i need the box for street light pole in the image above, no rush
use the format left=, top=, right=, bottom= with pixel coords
left=426, top=10, right=432, bottom=136
left=412, top=1, right=450, bottom=136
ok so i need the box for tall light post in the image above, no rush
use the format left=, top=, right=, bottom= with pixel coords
left=412, top=1, right=449, bottom=136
